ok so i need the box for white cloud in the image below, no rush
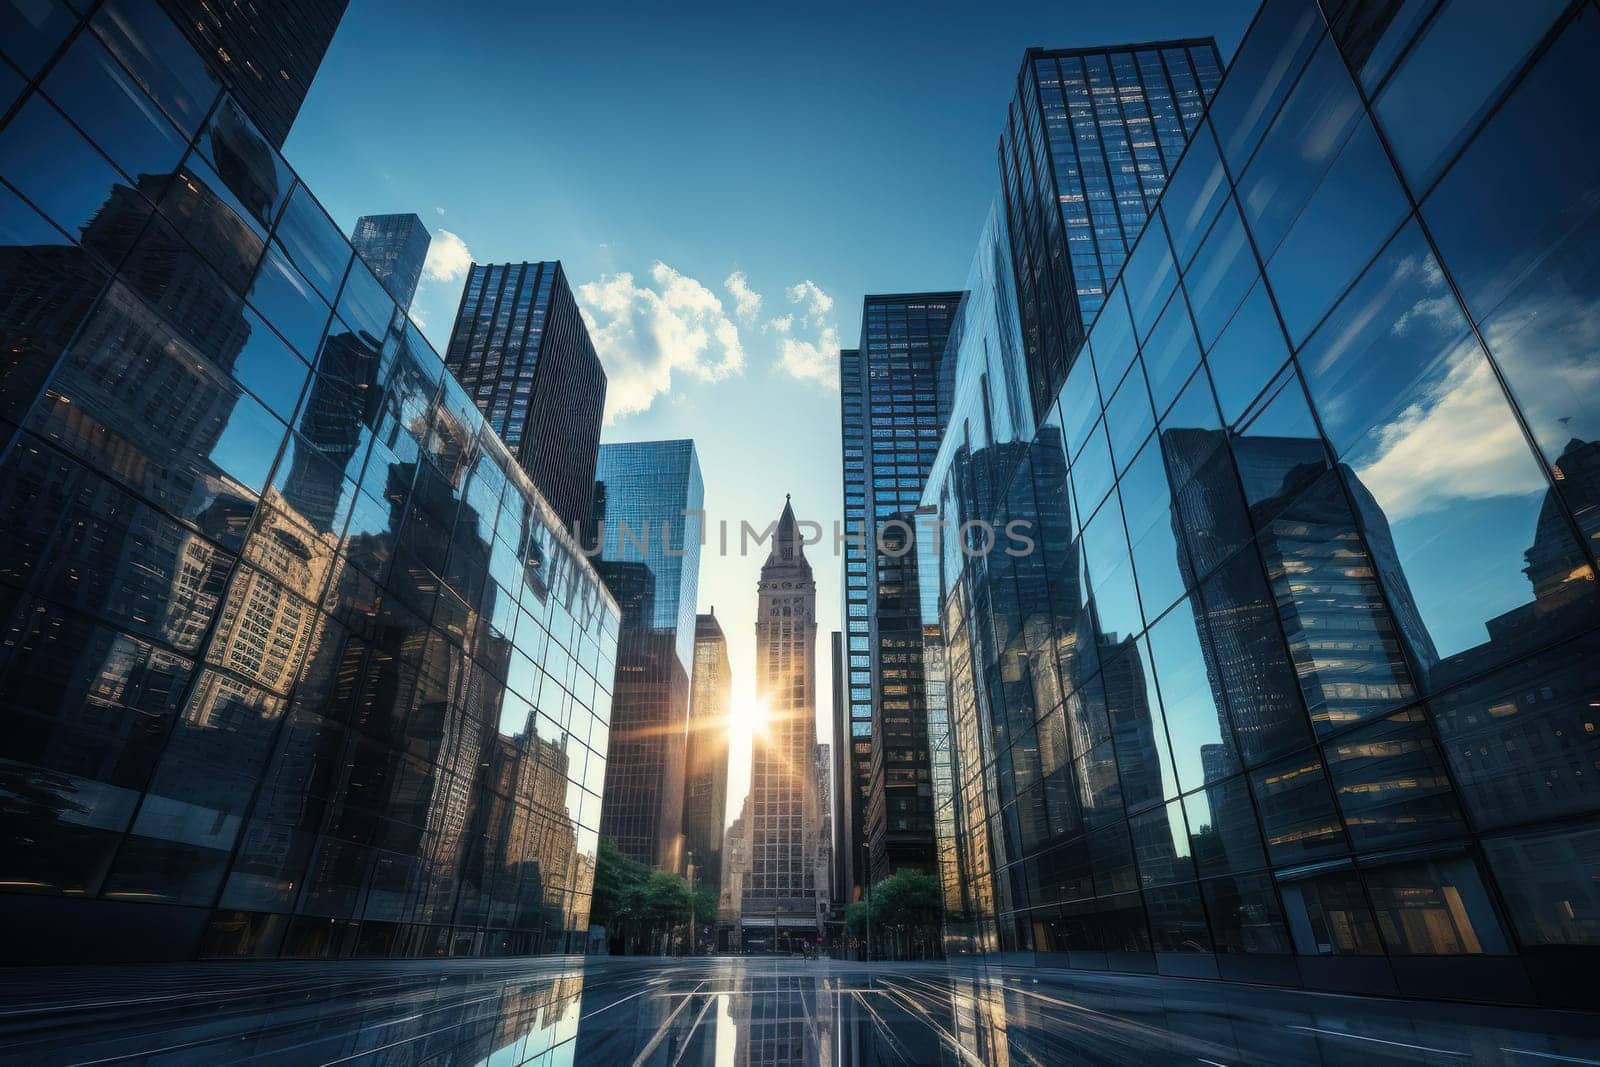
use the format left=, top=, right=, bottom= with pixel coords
left=422, top=228, right=473, bottom=283
left=768, top=280, right=839, bottom=389
left=787, top=279, right=833, bottom=322
left=434, top=206, right=445, bottom=216
left=577, top=262, right=746, bottom=423
left=777, top=324, right=841, bottom=388
left=724, top=271, right=764, bottom=322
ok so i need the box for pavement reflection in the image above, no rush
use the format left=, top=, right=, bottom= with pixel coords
left=2, top=956, right=1598, bottom=1065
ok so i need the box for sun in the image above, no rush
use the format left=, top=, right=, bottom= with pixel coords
left=735, top=696, right=771, bottom=741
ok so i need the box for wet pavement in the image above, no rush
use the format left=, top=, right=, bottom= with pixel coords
left=1, top=955, right=1598, bottom=1064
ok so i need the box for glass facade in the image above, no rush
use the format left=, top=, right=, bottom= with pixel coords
left=0, top=0, right=618, bottom=963
left=1002, top=39, right=1224, bottom=423
left=841, top=294, right=961, bottom=891
left=591, top=439, right=704, bottom=871
left=685, top=610, right=731, bottom=896
left=925, top=0, right=1600, bottom=1009
left=153, top=0, right=348, bottom=150
left=445, top=260, right=607, bottom=534
left=352, top=212, right=430, bottom=311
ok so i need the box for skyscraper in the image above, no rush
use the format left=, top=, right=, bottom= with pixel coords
left=839, top=293, right=960, bottom=891
left=743, top=498, right=822, bottom=949
left=158, top=0, right=350, bottom=149
left=918, top=0, right=1600, bottom=1010
left=0, top=0, right=619, bottom=963
left=352, top=213, right=431, bottom=309
left=1001, top=38, right=1223, bottom=420
left=685, top=610, right=732, bottom=896
left=592, top=440, right=705, bottom=872
left=444, top=261, right=607, bottom=532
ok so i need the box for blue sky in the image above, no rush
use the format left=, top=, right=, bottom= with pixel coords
left=284, top=0, right=1258, bottom=821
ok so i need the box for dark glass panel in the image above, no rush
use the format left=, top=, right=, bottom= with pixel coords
left=1483, top=822, right=1600, bottom=947
left=1106, top=637, right=1178, bottom=809
left=0, top=94, right=136, bottom=241
left=1238, top=39, right=1364, bottom=260
left=1197, top=547, right=1311, bottom=767
left=1122, top=228, right=1178, bottom=342
left=0, top=0, right=75, bottom=77
left=0, top=434, right=234, bottom=652
left=1145, top=880, right=1212, bottom=953
left=196, top=97, right=292, bottom=233
left=232, top=306, right=309, bottom=422
left=1262, top=116, right=1408, bottom=345
left=41, top=30, right=189, bottom=185
left=1160, top=119, right=1228, bottom=269
left=1203, top=282, right=1288, bottom=426
left=1081, top=493, right=1140, bottom=641
left=1130, top=799, right=1195, bottom=888
left=1087, top=286, right=1136, bottom=404
left=91, top=0, right=218, bottom=137
left=1087, top=822, right=1138, bottom=896
left=1251, top=753, right=1347, bottom=864
left=1185, top=775, right=1268, bottom=878
left=1430, top=632, right=1600, bottom=830
left=1277, top=864, right=1385, bottom=955
left=273, top=183, right=349, bottom=303
left=1141, top=293, right=1202, bottom=417
left=1207, top=0, right=1326, bottom=169
left=248, top=242, right=331, bottom=359
left=0, top=183, right=109, bottom=424
left=1120, top=439, right=1189, bottom=623
left=1324, top=708, right=1468, bottom=851
left=1423, top=9, right=1600, bottom=561
left=158, top=155, right=266, bottom=293
left=1184, top=197, right=1257, bottom=350
left=1327, top=0, right=1441, bottom=90
left=1201, top=871, right=1292, bottom=953
left=1070, top=421, right=1116, bottom=520
left=1375, top=0, right=1571, bottom=190
left=1147, top=597, right=1236, bottom=792
left=29, top=282, right=283, bottom=521
left=1103, top=359, right=1154, bottom=474
left=1362, top=852, right=1511, bottom=955
left=336, top=257, right=395, bottom=342
left=1059, top=356, right=1100, bottom=461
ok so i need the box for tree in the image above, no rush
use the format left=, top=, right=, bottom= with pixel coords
left=589, top=839, right=707, bottom=955
left=590, top=838, right=650, bottom=930
left=867, top=869, right=944, bottom=961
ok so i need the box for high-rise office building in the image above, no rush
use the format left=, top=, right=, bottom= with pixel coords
left=828, top=630, right=849, bottom=905
left=592, top=440, right=704, bottom=872
left=1002, top=38, right=1222, bottom=421
left=685, top=610, right=732, bottom=896
left=351, top=213, right=430, bottom=310
left=0, top=0, right=619, bottom=963
left=743, top=498, right=822, bottom=949
left=920, top=0, right=1600, bottom=1010
left=839, top=294, right=960, bottom=891
left=444, top=261, right=606, bottom=533
left=157, top=0, right=349, bottom=149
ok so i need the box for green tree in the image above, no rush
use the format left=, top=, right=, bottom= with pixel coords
left=590, top=838, right=649, bottom=930
left=867, top=869, right=944, bottom=960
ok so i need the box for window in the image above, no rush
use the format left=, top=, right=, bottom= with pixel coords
left=1278, top=865, right=1384, bottom=955
left=1375, top=0, right=1572, bottom=191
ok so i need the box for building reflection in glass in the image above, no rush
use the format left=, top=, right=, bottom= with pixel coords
left=0, top=0, right=617, bottom=962
left=918, top=0, right=1600, bottom=1008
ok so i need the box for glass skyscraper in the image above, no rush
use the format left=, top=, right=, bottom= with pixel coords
left=685, top=609, right=731, bottom=897
left=592, top=439, right=704, bottom=871
left=352, top=212, right=430, bottom=310
left=838, top=294, right=960, bottom=894
left=1003, top=39, right=1223, bottom=423
left=444, top=260, right=607, bottom=534
left=0, top=0, right=618, bottom=963
left=156, top=0, right=349, bottom=150
left=923, top=0, right=1600, bottom=1010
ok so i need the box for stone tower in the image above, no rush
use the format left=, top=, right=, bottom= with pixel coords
left=740, top=497, right=822, bottom=949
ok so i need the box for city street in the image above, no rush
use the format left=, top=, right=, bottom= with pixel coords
left=2, top=955, right=1598, bottom=1065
